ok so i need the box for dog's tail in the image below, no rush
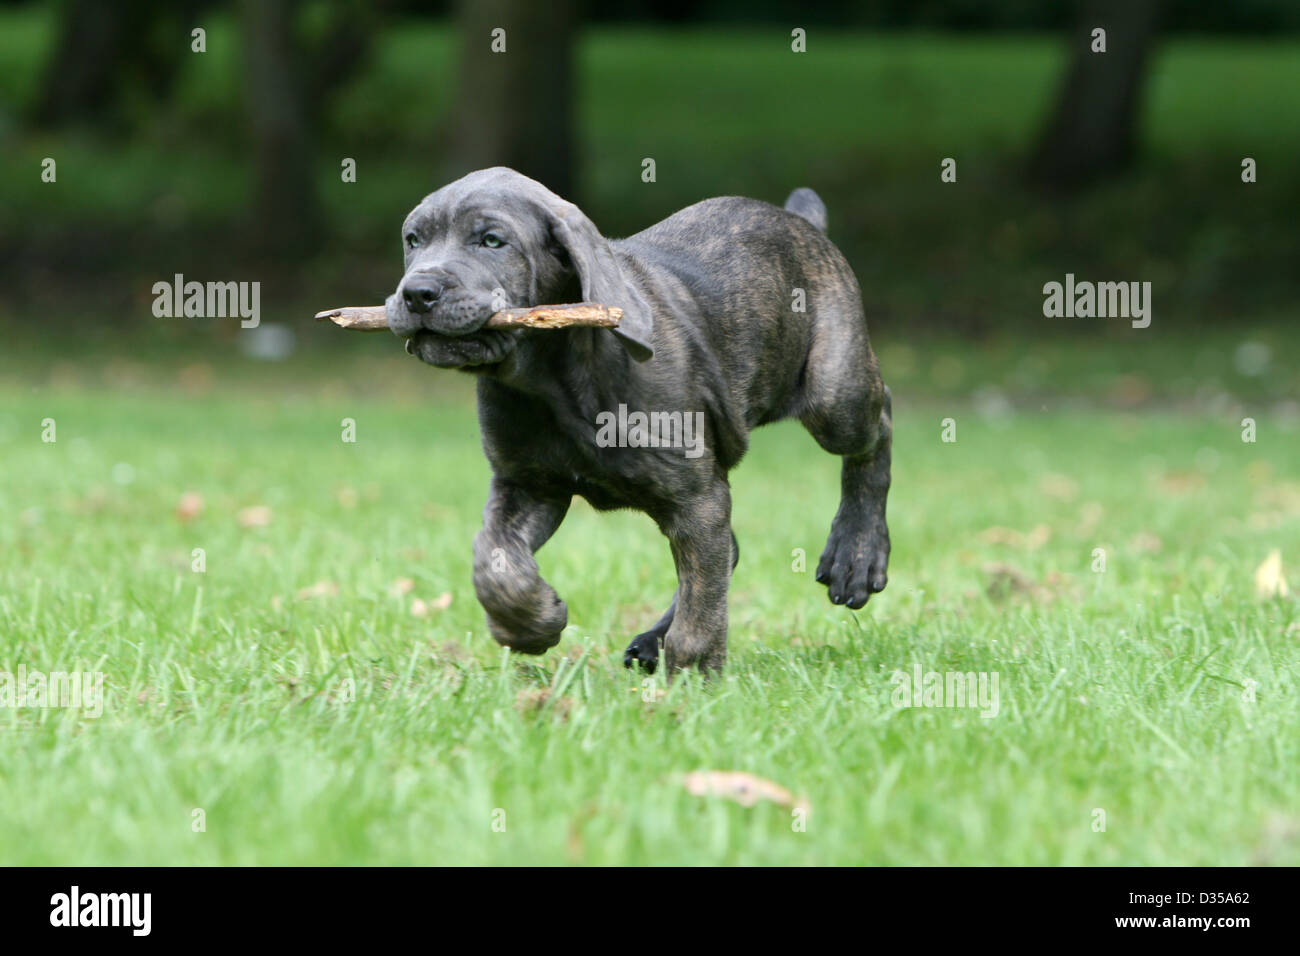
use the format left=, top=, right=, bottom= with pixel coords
left=784, top=187, right=827, bottom=233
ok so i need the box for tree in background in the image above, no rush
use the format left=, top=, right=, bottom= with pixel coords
left=1028, top=0, right=1162, bottom=191
left=240, top=0, right=379, bottom=255
left=31, top=0, right=209, bottom=131
left=445, top=0, right=578, bottom=198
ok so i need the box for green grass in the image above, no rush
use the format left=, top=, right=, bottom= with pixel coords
left=1, top=344, right=1297, bottom=864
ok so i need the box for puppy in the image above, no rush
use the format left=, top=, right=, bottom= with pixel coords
left=388, top=167, right=891, bottom=674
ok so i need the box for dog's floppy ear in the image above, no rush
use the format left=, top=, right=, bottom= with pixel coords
left=545, top=202, right=655, bottom=361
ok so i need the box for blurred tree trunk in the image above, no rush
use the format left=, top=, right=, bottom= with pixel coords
left=1027, top=0, right=1162, bottom=191
left=240, top=0, right=378, bottom=255
left=446, top=0, right=577, bottom=198
left=31, top=0, right=196, bottom=130
left=242, top=0, right=320, bottom=253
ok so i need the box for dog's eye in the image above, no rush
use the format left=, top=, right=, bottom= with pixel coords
left=481, top=233, right=505, bottom=249
left=405, top=233, right=420, bottom=250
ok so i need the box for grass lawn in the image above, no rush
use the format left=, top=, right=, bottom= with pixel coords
left=1, top=340, right=1297, bottom=865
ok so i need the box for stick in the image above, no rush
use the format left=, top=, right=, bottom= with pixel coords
left=314, top=302, right=623, bottom=332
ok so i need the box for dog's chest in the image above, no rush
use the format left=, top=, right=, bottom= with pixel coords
left=483, top=411, right=687, bottom=515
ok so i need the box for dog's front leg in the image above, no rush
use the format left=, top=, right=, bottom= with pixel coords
left=660, top=482, right=733, bottom=676
left=473, top=478, right=571, bottom=654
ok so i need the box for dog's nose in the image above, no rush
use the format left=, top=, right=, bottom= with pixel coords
left=402, top=276, right=443, bottom=313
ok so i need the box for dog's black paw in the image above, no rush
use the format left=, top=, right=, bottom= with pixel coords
left=816, top=514, right=889, bottom=610
left=623, top=630, right=663, bottom=672
left=483, top=591, right=568, bottom=655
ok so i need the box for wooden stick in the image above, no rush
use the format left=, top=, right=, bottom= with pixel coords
left=314, top=302, right=623, bottom=332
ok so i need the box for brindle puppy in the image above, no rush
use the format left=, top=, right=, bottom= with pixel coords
left=387, top=167, right=891, bottom=675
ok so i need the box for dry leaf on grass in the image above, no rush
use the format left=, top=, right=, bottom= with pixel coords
left=983, top=562, right=1036, bottom=600
left=983, top=563, right=1075, bottom=603
left=411, top=591, right=452, bottom=617
left=1076, top=502, right=1104, bottom=537
left=296, top=580, right=339, bottom=600
left=1130, top=531, right=1163, bottom=553
left=433, top=640, right=469, bottom=661
left=176, top=362, right=215, bottom=394
left=515, top=687, right=575, bottom=719
left=681, top=770, right=809, bottom=811
left=238, top=505, right=272, bottom=528
left=978, top=525, right=1050, bottom=550
left=1252, top=814, right=1300, bottom=866
left=1038, top=473, right=1079, bottom=501
left=1110, top=374, right=1151, bottom=407
left=1256, top=481, right=1300, bottom=513
left=175, top=491, right=204, bottom=523
left=1159, top=471, right=1206, bottom=495
left=1255, top=550, right=1290, bottom=599
left=1249, top=512, right=1286, bottom=531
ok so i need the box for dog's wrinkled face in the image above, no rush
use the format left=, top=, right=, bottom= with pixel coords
left=388, top=167, right=656, bottom=368
left=388, top=171, right=572, bottom=370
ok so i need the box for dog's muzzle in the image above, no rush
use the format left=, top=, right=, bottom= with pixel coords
left=386, top=283, right=518, bottom=369
left=403, top=328, right=517, bottom=369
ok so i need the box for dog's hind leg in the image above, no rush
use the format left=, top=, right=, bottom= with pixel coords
left=623, top=531, right=738, bottom=673
left=799, top=305, right=891, bottom=609
left=473, top=478, right=571, bottom=654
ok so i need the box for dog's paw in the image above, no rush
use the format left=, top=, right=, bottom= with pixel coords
left=622, top=630, right=663, bottom=672
left=816, top=515, right=889, bottom=610
left=484, top=592, right=568, bottom=655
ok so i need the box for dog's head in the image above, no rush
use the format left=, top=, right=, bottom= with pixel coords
left=388, top=167, right=654, bottom=369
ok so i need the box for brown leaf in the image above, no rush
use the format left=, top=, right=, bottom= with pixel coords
left=1130, top=532, right=1163, bottom=553
left=1159, top=471, right=1206, bottom=495
left=1110, top=374, right=1151, bottom=407
left=1256, top=481, right=1300, bottom=514
left=1249, top=512, right=1286, bottom=531
left=1255, top=550, right=1290, bottom=599
left=296, top=580, right=339, bottom=600
left=175, top=491, right=204, bottom=523
left=1025, top=524, right=1051, bottom=550
left=978, top=525, right=1050, bottom=550
left=1076, top=502, right=1104, bottom=537
left=984, top=562, right=1034, bottom=599
left=176, top=363, right=214, bottom=394
left=1253, top=814, right=1300, bottom=866
left=1039, top=473, right=1079, bottom=501
left=681, top=770, right=808, bottom=811
left=982, top=563, right=1076, bottom=604
left=410, top=591, right=452, bottom=617
left=238, top=505, right=272, bottom=528
left=515, top=688, right=575, bottom=719
left=433, top=640, right=469, bottom=660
